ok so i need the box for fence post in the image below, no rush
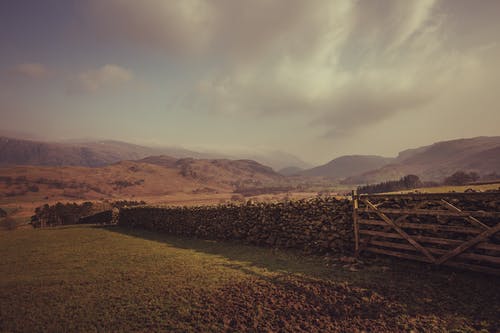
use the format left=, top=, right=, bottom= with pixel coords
left=352, top=189, right=359, bottom=256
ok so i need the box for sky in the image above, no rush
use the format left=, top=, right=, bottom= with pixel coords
left=1, top=0, right=499, bottom=164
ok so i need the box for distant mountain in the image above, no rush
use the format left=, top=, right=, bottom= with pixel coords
left=299, top=155, right=395, bottom=179
left=278, top=166, right=304, bottom=176
left=74, top=140, right=223, bottom=160
left=235, top=151, right=312, bottom=171
left=0, top=137, right=181, bottom=167
left=0, top=136, right=308, bottom=171
left=342, top=137, right=500, bottom=184
left=0, top=137, right=227, bottom=167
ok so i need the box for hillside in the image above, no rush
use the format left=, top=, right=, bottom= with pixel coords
left=278, top=166, right=304, bottom=176
left=0, top=136, right=309, bottom=171
left=0, top=137, right=118, bottom=167
left=0, top=156, right=286, bottom=202
left=237, top=151, right=312, bottom=171
left=299, top=155, right=394, bottom=179
left=343, top=137, right=500, bottom=184
left=139, top=156, right=284, bottom=189
left=0, top=137, right=217, bottom=167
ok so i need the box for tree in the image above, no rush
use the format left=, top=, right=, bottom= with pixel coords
left=358, top=175, right=422, bottom=194
left=444, top=171, right=480, bottom=186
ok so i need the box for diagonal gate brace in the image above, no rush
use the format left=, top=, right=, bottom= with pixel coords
left=365, top=200, right=436, bottom=263
left=440, top=199, right=490, bottom=230
left=436, top=223, right=500, bottom=265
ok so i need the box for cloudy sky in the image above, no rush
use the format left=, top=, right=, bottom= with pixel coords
left=1, top=0, right=499, bottom=164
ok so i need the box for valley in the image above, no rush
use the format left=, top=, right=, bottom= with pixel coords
left=1, top=135, right=500, bottom=228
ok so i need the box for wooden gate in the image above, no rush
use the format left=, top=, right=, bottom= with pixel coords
left=352, top=191, right=500, bottom=275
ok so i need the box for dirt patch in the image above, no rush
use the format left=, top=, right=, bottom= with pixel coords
left=195, top=275, right=447, bottom=332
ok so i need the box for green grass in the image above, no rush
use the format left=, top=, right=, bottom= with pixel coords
left=0, top=225, right=498, bottom=332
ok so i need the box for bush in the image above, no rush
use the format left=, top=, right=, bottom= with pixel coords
left=444, top=171, right=480, bottom=186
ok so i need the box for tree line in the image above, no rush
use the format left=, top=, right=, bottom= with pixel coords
left=357, top=175, right=423, bottom=194
left=357, top=171, right=499, bottom=194
left=31, top=200, right=146, bottom=228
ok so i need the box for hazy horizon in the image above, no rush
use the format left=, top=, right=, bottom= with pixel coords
left=1, top=1, right=500, bottom=164
left=2, top=127, right=499, bottom=167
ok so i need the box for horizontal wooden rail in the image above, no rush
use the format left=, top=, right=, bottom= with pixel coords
left=366, top=240, right=500, bottom=265
left=353, top=191, right=500, bottom=275
left=358, top=207, right=500, bottom=218
left=436, top=224, right=500, bottom=265
left=359, top=219, right=481, bottom=234
left=364, top=199, right=436, bottom=262
left=359, top=192, right=500, bottom=200
left=359, top=229, right=500, bottom=252
left=364, top=246, right=500, bottom=275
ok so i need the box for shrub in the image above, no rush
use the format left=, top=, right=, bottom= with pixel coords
left=444, top=171, right=480, bottom=186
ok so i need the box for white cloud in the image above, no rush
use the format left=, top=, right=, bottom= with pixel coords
left=8, top=63, right=51, bottom=79
left=69, top=64, right=133, bottom=93
left=84, top=0, right=500, bottom=137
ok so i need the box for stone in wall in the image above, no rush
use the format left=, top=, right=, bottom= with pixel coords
left=118, top=197, right=354, bottom=254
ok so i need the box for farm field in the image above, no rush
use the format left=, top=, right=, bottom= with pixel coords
left=1, top=225, right=499, bottom=332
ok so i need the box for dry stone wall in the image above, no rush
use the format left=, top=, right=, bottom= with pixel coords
left=118, top=197, right=354, bottom=254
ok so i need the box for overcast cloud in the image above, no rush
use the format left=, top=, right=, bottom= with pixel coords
left=0, top=0, right=499, bottom=162
left=86, top=0, right=499, bottom=135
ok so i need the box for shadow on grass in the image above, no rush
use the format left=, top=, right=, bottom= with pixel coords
left=101, top=225, right=500, bottom=328
left=101, top=225, right=321, bottom=276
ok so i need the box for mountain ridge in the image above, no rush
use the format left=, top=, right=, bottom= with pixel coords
left=0, top=136, right=308, bottom=171
left=342, top=136, right=500, bottom=184
left=299, top=155, right=395, bottom=179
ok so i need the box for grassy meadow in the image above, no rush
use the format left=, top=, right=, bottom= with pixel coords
left=0, top=225, right=499, bottom=332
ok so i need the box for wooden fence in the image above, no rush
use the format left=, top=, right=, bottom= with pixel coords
left=352, top=191, right=500, bottom=275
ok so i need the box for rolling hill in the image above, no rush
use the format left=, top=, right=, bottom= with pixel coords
left=0, top=155, right=286, bottom=202
left=342, top=137, right=500, bottom=184
left=139, top=155, right=284, bottom=189
left=299, top=155, right=395, bottom=179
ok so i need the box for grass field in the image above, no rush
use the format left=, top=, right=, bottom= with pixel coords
left=0, top=225, right=499, bottom=332
left=387, top=182, right=500, bottom=195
